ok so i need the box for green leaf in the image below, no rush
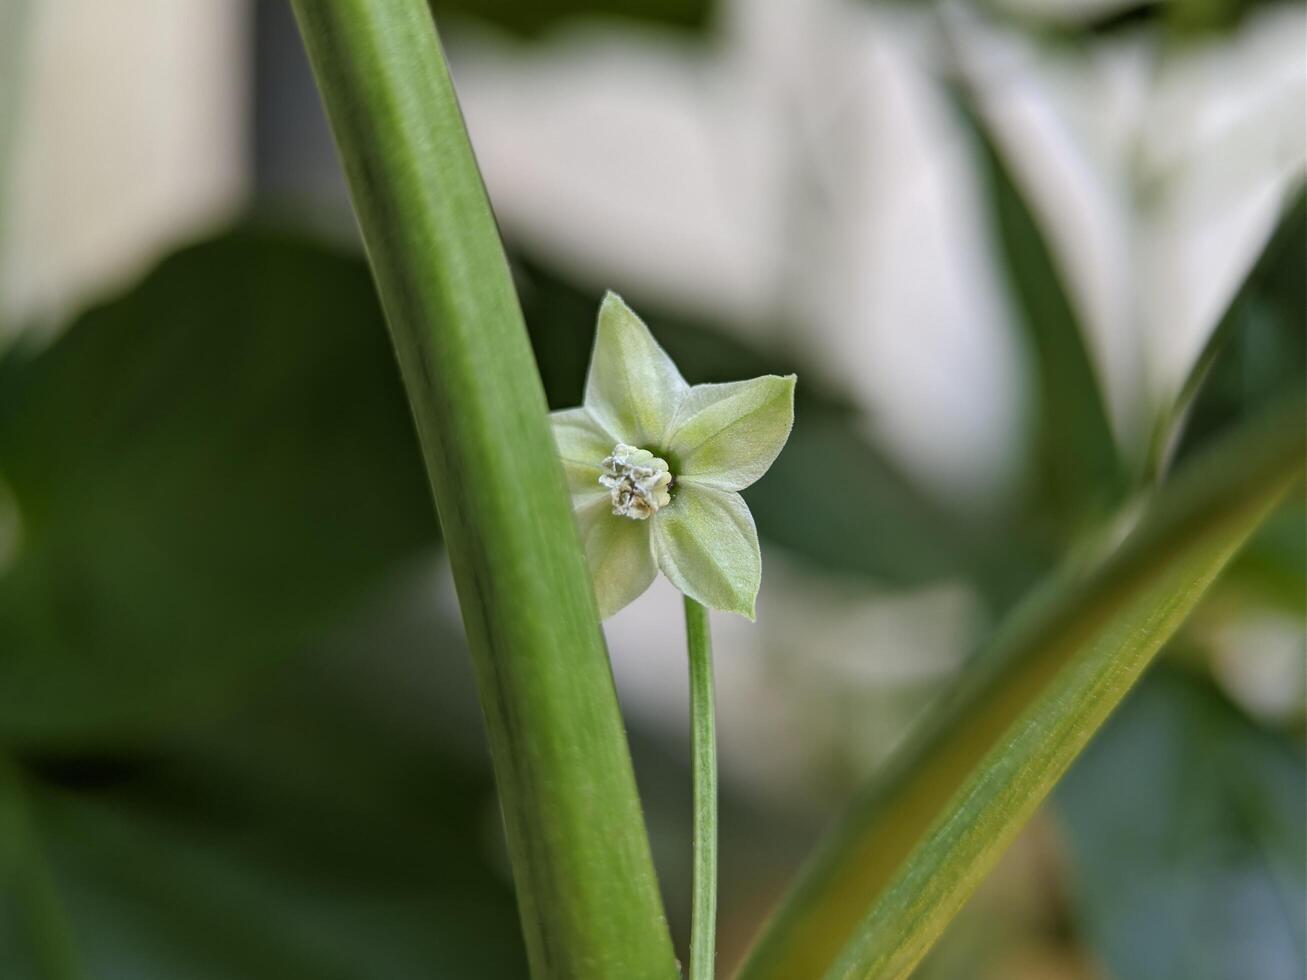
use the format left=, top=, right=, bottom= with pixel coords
left=961, top=99, right=1125, bottom=529
left=735, top=392, right=1304, bottom=980
left=1058, top=667, right=1305, bottom=980
left=1159, top=186, right=1307, bottom=615
left=1223, top=494, right=1307, bottom=615
left=290, top=4, right=677, bottom=976
left=432, top=0, right=711, bottom=38
left=0, top=229, right=436, bottom=745
left=1167, top=185, right=1306, bottom=468
left=0, top=758, right=80, bottom=980
left=11, top=619, right=528, bottom=980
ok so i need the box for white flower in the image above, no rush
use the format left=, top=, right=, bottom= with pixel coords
left=551, top=293, right=795, bottom=619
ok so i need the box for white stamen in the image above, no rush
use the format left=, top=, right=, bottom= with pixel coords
left=599, top=443, right=673, bottom=520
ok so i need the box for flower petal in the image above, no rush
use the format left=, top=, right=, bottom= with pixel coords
left=575, top=497, right=657, bottom=619
left=665, top=375, right=796, bottom=491
left=550, top=407, right=614, bottom=503
left=652, top=485, right=760, bottom=619
left=584, top=292, right=688, bottom=447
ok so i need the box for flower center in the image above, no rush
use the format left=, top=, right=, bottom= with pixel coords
left=599, top=444, right=673, bottom=520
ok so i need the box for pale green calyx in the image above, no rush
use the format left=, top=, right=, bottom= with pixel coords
left=600, top=444, right=673, bottom=519
left=550, top=292, right=796, bottom=620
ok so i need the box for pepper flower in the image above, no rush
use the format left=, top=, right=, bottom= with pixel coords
left=551, top=293, right=795, bottom=619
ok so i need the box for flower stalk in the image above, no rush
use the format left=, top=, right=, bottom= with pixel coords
left=684, top=597, right=718, bottom=980
left=551, top=291, right=793, bottom=978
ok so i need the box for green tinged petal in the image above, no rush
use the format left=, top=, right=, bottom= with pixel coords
left=558, top=293, right=791, bottom=617
left=575, top=497, right=658, bottom=619
left=584, top=292, right=688, bottom=447
left=667, top=375, right=796, bottom=491
left=652, top=485, right=760, bottom=619
left=550, top=407, right=614, bottom=503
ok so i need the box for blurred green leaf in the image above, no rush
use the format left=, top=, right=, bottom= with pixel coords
left=434, top=0, right=712, bottom=38
left=961, top=99, right=1125, bottom=533
left=1163, top=186, right=1306, bottom=617
left=0, top=758, right=80, bottom=980
left=1222, top=493, right=1307, bottom=615
left=962, top=0, right=1281, bottom=41
left=0, top=228, right=436, bottom=745
left=1058, top=667, right=1305, bottom=980
left=1162, top=0, right=1281, bottom=37
left=10, top=611, right=526, bottom=980
left=735, top=392, right=1304, bottom=980
left=1170, top=186, right=1306, bottom=467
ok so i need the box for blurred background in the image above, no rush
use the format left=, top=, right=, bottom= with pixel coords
left=0, top=1, right=1303, bottom=977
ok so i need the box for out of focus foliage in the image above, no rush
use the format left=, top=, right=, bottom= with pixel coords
left=0, top=1, right=1302, bottom=972
left=0, top=599, right=527, bottom=978
left=433, top=0, right=712, bottom=36
left=0, top=233, right=436, bottom=744
left=1174, top=191, right=1307, bottom=466
left=1060, top=667, right=1305, bottom=980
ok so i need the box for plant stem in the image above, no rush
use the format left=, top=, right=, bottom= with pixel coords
left=291, top=3, right=677, bottom=976
left=684, top=597, right=718, bottom=980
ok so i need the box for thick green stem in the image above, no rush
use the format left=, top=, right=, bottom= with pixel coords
left=290, top=3, right=677, bottom=976
left=685, top=597, right=718, bottom=980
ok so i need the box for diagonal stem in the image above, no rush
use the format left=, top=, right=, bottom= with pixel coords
left=734, top=393, right=1305, bottom=980
left=684, top=597, right=718, bottom=980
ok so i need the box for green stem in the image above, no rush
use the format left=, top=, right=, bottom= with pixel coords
left=291, top=3, right=677, bottom=976
left=684, top=597, right=718, bottom=980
